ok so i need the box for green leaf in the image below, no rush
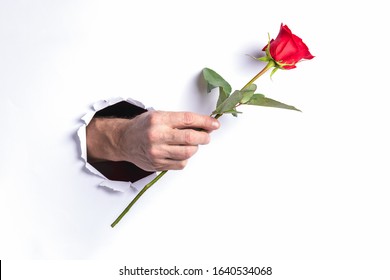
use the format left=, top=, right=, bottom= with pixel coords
left=270, top=67, right=279, bottom=79
left=247, top=94, right=301, bottom=112
left=216, top=88, right=230, bottom=109
left=246, top=93, right=265, bottom=104
left=213, top=90, right=242, bottom=115
left=203, top=69, right=232, bottom=109
left=202, top=68, right=233, bottom=110
left=240, top=84, right=257, bottom=104
left=212, top=85, right=259, bottom=116
left=202, top=68, right=232, bottom=95
left=224, top=109, right=242, bottom=117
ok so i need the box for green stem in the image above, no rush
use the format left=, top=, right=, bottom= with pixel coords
left=111, top=170, right=168, bottom=228
left=241, top=60, right=275, bottom=91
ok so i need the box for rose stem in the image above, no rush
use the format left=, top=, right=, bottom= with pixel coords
left=111, top=170, right=168, bottom=228
left=241, top=60, right=275, bottom=91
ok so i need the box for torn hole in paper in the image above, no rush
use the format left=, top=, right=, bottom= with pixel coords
left=77, top=97, right=156, bottom=192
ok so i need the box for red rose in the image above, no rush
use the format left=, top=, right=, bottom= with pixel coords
left=263, top=24, right=314, bottom=69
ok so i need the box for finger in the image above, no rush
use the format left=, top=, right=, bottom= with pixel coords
left=164, top=128, right=210, bottom=145
left=166, top=112, right=220, bottom=131
left=164, top=145, right=199, bottom=161
left=153, top=158, right=189, bottom=171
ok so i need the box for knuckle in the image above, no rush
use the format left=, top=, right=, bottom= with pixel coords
left=146, top=129, right=157, bottom=142
left=144, top=147, right=160, bottom=166
left=184, top=130, right=193, bottom=144
left=151, top=160, right=164, bottom=171
left=197, top=131, right=210, bottom=145
left=147, top=146, right=159, bottom=158
left=184, top=146, right=197, bottom=159
left=146, top=111, right=162, bottom=126
left=146, top=128, right=163, bottom=144
left=182, top=112, right=195, bottom=126
left=177, top=160, right=188, bottom=170
left=182, top=146, right=192, bottom=159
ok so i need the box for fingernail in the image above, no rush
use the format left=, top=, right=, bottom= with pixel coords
left=212, top=120, right=220, bottom=128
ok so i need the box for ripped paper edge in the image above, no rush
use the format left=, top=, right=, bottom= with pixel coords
left=77, top=97, right=156, bottom=192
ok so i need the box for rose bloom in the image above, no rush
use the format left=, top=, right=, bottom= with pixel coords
left=264, top=24, right=314, bottom=69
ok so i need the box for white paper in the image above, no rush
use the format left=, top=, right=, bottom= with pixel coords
left=77, top=97, right=156, bottom=192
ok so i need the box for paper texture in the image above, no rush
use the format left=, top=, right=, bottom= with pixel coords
left=77, top=97, right=156, bottom=192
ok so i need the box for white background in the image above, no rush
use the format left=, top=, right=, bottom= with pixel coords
left=1, top=0, right=389, bottom=278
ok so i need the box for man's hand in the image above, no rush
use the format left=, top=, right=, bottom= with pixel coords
left=86, top=111, right=220, bottom=171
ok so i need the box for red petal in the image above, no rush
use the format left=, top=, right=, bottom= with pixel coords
left=268, top=23, right=314, bottom=66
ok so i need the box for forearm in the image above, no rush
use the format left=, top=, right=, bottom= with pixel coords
left=86, top=117, right=130, bottom=162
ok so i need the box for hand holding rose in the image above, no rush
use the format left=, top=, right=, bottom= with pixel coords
left=87, top=111, right=220, bottom=172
